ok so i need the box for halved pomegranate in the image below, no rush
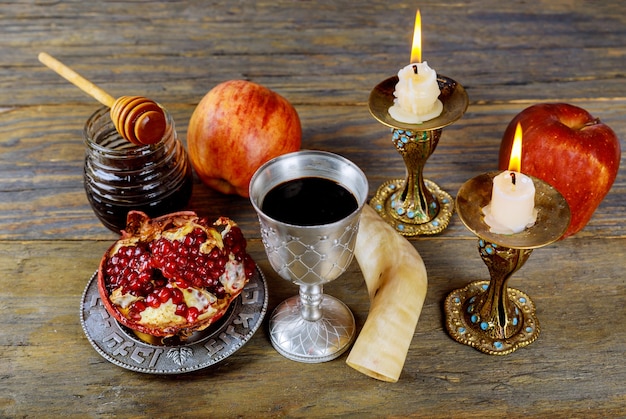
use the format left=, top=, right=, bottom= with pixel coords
left=97, top=210, right=256, bottom=341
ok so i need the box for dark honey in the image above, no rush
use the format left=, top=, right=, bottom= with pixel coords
left=83, top=106, right=193, bottom=233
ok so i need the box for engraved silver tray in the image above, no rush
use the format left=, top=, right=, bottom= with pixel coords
left=80, top=264, right=268, bottom=374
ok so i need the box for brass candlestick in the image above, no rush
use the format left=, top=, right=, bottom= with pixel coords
left=368, top=75, right=468, bottom=236
left=444, top=172, right=570, bottom=355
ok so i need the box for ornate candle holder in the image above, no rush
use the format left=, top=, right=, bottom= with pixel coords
left=444, top=172, right=570, bottom=355
left=368, top=75, right=468, bottom=236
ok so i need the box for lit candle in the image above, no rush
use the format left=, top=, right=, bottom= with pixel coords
left=483, top=123, right=537, bottom=234
left=388, top=10, right=443, bottom=124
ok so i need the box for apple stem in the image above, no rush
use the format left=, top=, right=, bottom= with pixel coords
left=585, top=118, right=601, bottom=128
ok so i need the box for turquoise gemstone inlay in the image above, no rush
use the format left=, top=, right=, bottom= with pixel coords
left=512, top=317, right=518, bottom=326
left=486, top=245, right=494, bottom=255
left=432, top=220, right=440, bottom=226
left=471, top=314, right=479, bottom=323
left=397, top=224, right=405, bottom=231
left=453, top=297, right=460, bottom=304
left=469, top=296, right=476, bottom=303
left=458, top=327, right=466, bottom=334
left=375, top=204, right=383, bottom=211
left=494, top=341, right=503, bottom=350
left=480, top=322, right=488, bottom=331
left=525, top=326, right=533, bottom=333
left=467, top=305, right=474, bottom=313
left=396, top=207, right=405, bottom=216
left=519, top=297, right=527, bottom=304
left=482, top=284, right=488, bottom=290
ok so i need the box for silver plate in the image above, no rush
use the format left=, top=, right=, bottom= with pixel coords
left=80, top=264, right=268, bottom=374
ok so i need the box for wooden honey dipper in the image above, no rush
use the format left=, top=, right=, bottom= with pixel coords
left=38, top=52, right=166, bottom=145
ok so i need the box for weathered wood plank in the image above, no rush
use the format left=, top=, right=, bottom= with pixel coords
left=1, top=100, right=624, bottom=240
left=1, top=0, right=625, bottom=417
left=1, top=1, right=625, bottom=106
left=1, top=238, right=624, bottom=417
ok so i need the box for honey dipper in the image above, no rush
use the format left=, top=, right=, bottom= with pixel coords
left=38, top=52, right=166, bottom=145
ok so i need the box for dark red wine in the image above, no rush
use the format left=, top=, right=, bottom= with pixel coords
left=261, top=177, right=358, bottom=226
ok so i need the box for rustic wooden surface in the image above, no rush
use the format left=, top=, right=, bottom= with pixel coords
left=1, top=1, right=625, bottom=417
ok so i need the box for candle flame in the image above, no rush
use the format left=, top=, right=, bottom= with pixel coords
left=410, top=10, right=422, bottom=63
left=508, top=122, right=523, bottom=172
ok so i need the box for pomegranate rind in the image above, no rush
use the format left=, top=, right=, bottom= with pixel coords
left=97, top=210, right=253, bottom=339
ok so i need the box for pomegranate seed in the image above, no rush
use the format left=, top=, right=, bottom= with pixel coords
left=165, top=261, right=176, bottom=272
left=132, top=300, right=146, bottom=313
left=157, top=287, right=172, bottom=303
left=175, top=278, right=190, bottom=289
left=142, top=282, right=154, bottom=296
left=145, top=293, right=160, bottom=308
left=129, top=278, right=144, bottom=293
left=170, top=288, right=184, bottom=304
left=186, top=307, right=200, bottom=323
left=175, top=303, right=188, bottom=318
left=153, top=278, right=167, bottom=288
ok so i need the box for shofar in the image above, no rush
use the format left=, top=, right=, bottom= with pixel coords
left=346, top=205, right=428, bottom=382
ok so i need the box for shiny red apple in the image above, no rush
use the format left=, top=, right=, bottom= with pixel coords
left=187, top=80, right=302, bottom=197
left=499, top=103, right=621, bottom=238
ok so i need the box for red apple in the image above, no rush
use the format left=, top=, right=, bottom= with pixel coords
left=187, top=80, right=302, bottom=197
left=499, top=103, right=621, bottom=238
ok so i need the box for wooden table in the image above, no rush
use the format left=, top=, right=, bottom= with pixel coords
left=2, top=1, right=625, bottom=417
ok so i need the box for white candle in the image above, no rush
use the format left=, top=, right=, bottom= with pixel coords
left=388, top=62, right=443, bottom=124
left=482, top=170, right=537, bottom=234
left=388, top=11, right=442, bottom=124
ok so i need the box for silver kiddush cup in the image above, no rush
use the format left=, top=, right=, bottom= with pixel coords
left=250, top=150, right=369, bottom=363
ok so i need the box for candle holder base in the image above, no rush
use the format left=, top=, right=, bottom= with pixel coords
left=444, top=280, right=540, bottom=355
left=370, top=178, right=454, bottom=236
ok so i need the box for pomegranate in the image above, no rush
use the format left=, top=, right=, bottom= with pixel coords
left=97, top=210, right=255, bottom=340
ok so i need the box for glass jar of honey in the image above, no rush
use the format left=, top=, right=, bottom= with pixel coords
left=83, top=105, right=193, bottom=233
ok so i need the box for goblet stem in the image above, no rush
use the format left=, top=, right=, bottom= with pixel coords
left=299, top=284, right=323, bottom=322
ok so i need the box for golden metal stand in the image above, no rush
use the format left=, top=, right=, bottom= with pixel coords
left=368, top=76, right=468, bottom=236
left=445, top=172, right=570, bottom=355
